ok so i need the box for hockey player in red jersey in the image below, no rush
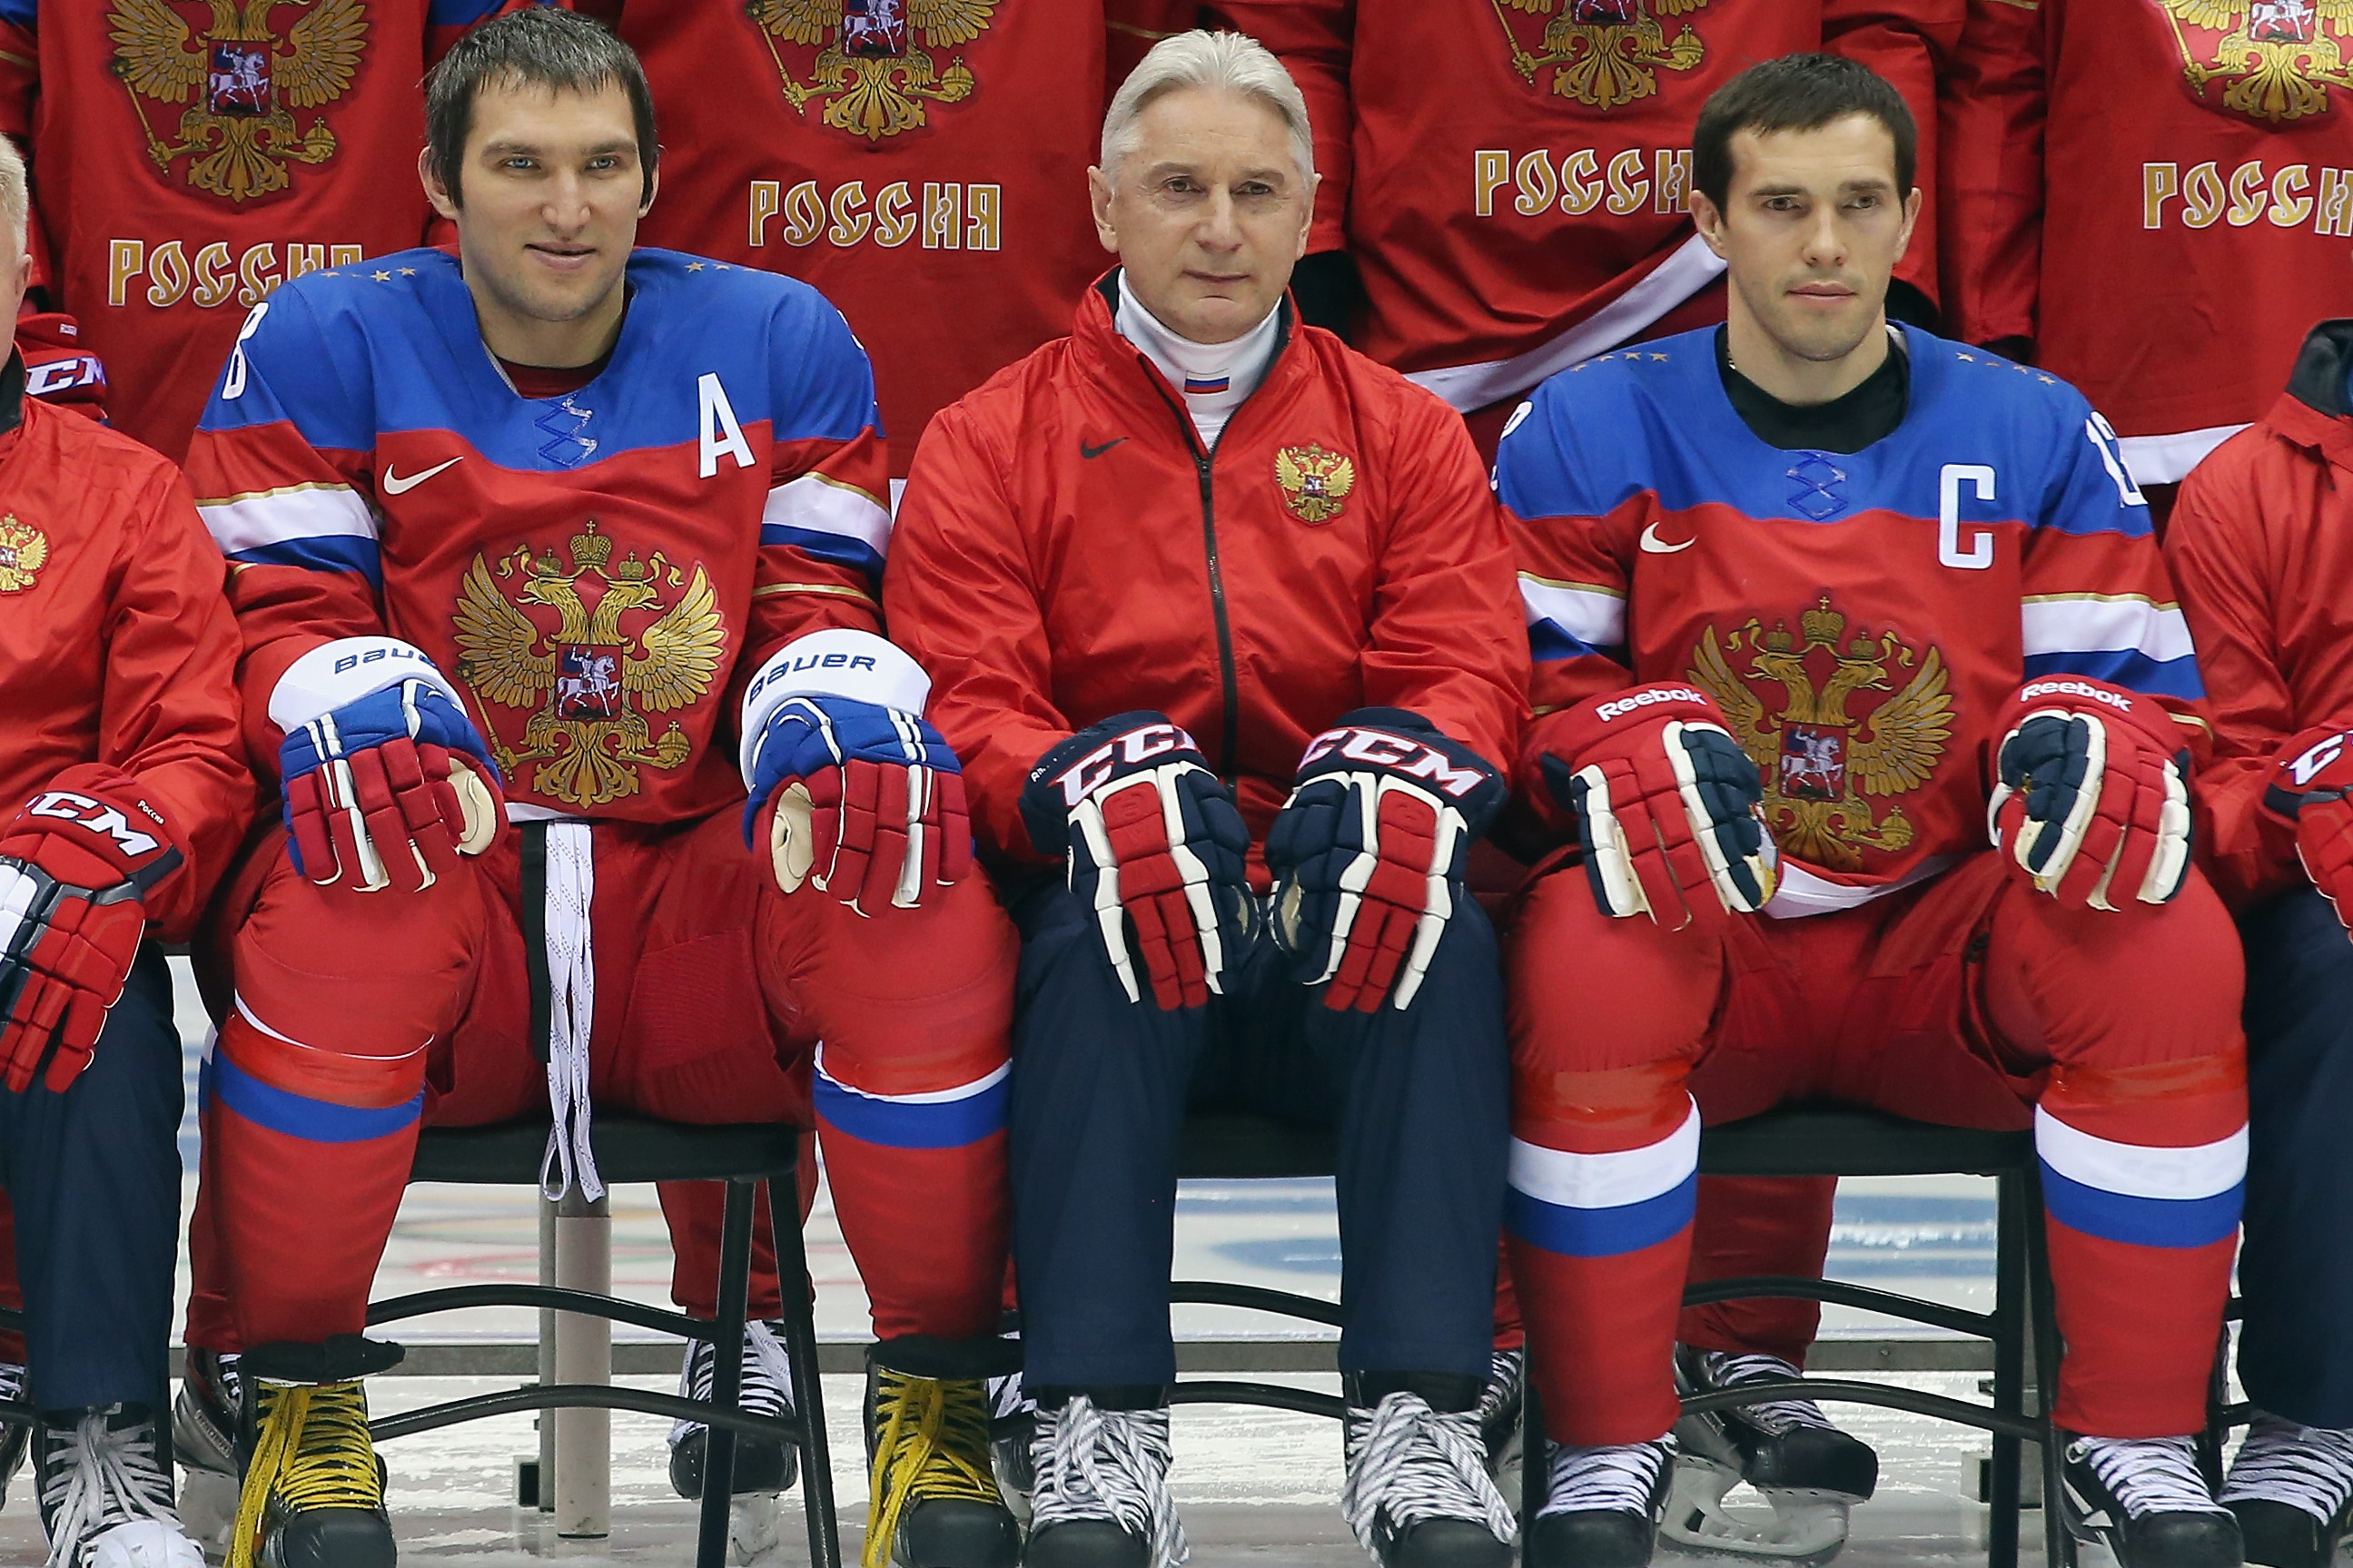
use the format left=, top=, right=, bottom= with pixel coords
left=2163, top=321, right=2353, bottom=1568
left=1939, top=0, right=2353, bottom=501
left=1498, top=57, right=2247, bottom=1568
left=173, top=13, right=1021, bottom=1567
left=0, top=0, right=557, bottom=462
left=1206, top=0, right=1957, bottom=457
left=0, top=128, right=256, bottom=1568
left=597, top=0, right=1200, bottom=485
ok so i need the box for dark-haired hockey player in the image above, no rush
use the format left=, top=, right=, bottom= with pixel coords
left=1499, top=54, right=2247, bottom=1568
left=173, top=12, right=1021, bottom=1567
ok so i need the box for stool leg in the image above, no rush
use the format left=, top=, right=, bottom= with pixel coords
left=2026, top=1169, right=2072, bottom=1568
left=553, top=1188, right=613, bottom=1538
left=1989, top=1171, right=2026, bottom=1568
left=538, top=1192, right=557, bottom=1514
left=698, top=1178, right=756, bottom=1568
left=769, top=1169, right=841, bottom=1568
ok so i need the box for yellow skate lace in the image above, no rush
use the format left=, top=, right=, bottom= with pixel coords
left=865, top=1370, right=1000, bottom=1568
left=226, top=1380, right=382, bottom=1568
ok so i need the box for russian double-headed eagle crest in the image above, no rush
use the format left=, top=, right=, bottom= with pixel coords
left=2158, top=0, right=2353, bottom=123
left=1689, top=597, right=1953, bottom=872
left=1490, top=0, right=1710, bottom=112
left=0, top=518, right=46, bottom=594
left=1275, top=444, right=1355, bottom=525
left=108, top=0, right=366, bottom=202
left=452, top=523, right=727, bottom=810
left=746, top=0, right=995, bottom=142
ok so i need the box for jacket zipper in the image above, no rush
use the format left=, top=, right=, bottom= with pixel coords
left=1142, top=371, right=1242, bottom=778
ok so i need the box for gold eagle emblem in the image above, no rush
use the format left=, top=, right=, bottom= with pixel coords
left=0, top=517, right=47, bottom=594
left=451, top=522, right=727, bottom=810
left=746, top=0, right=995, bottom=142
left=1274, top=444, right=1356, bottom=526
left=108, top=0, right=367, bottom=202
left=1488, top=0, right=1711, bottom=112
left=1689, top=596, right=1953, bottom=873
left=2157, top=0, right=2353, bottom=123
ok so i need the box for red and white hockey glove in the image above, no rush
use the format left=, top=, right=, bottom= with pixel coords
left=739, top=631, right=971, bottom=912
left=2264, top=723, right=2353, bottom=928
left=279, top=676, right=503, bottom=893
left=1266, top=710, right=1505, bottom=1013
left=1987, top=676, right=2192, bottom=910
left=0, top=767, right=183, bottom=1092
left=1022, top=713, right=1255, bottom=1011
left=1540, top=684, right=1778, bottom=932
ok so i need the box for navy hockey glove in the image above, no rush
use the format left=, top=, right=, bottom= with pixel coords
left=1989, top=676, right=2190, bottom=910
left=1267, top=709, right=1505, bottom=1012
left=743, top=695, right=972, bottom=912
left=279, top=677, right=503, bottom=894
left=2267, top=723, right=2353, bottom=930
left=1541, top=684, right=1777, bottom=932
left=0, top=766, right=183, bottom=1092
left=1022, top=713, right=1253, bottom=1011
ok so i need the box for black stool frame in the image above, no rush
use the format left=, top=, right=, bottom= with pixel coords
left=1166, top=1106, right=2069, bottom=1568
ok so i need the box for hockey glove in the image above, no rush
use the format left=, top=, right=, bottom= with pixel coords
left=743, top=695, right=972, bottom=912
left=279, top=678, right=503, bottom=894
left=0, top=767, right=183, bottom=1092
left=2263, top=723, right=2353, bottom=928
left=1021, top=712, right=1254, bottom=1011
left=1988, top=676, right=2192, bottom=910
left=1266, top=709, right=1504, bottom=1012
left=1540, top=684, right=1777, bottom=932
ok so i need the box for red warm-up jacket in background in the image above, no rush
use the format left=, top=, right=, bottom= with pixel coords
left=885, top=274, right=1528, bottom=877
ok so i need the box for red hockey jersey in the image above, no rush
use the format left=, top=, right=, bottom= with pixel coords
left=611, top=0, right=1194, bottom=478
left=0, top=364, right=250, bottom=940
left=1940, top=0, right=2353, bottom=484
left=185, top=248, right=889, bottom=826
left=0, top=0, right=552, bottom=463
left=2166, top=321, right=2353, bottom=912
left=1211, top=0, right=1959, bottom=418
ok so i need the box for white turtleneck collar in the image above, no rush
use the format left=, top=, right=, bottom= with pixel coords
left=1113, top=271, right=1281, bottom=449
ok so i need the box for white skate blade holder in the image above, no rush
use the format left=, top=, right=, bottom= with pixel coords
left=175, top=1469, right=236, bottom=1559
left=1658, top=1453, right=1856, bottom=1566
left=728, top=1491, right=781, bottom=1564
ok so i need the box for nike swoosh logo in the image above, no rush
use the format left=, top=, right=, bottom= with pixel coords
left=1080, top=438, right=1128, bottom=460
left=381, top=457, right=463, bottom=495
left=1639, top=522, right=1696, bottom=554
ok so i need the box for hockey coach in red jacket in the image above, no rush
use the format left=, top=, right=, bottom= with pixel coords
left=887, top=30, right=1530, bottom=1568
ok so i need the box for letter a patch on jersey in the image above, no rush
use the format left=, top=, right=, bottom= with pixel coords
left=698, top=372, right=755, bottom=478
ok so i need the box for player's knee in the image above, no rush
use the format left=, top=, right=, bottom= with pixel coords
left=1508, top=866, right=1721, bottom=1078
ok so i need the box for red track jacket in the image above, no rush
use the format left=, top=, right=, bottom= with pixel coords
left=2168, top=321, right=2353, bottom=914
left=885, top=275, right=1528, bottom=876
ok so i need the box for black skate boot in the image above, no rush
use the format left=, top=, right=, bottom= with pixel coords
left=864, top=1343, right=1019, bottom=1568
left=1665, top=1346, right=1878, bottom=1563
left=986, top=1371, right=1036, bottom=1527
left=2221, top=1415, right=2353, bottom=1568
left=2062, top=1432, right=2244, bottom=1568
left=1523, top=1435, right=1674, bottom=1568
left=1340, top=1376, right=1516, bottom=1567
left=1023, top=1395, right=1181, bottom=1568
left=36, top=1404, right=206, bottom=1568
left=231, top=1336, right=403, bottom=1568
left=668, top=1318, right=800, bottom=1560
left=171, top=1348, right=240, bottom=1555
left=0, top=1358, right=31, bottom=1508
left=1475, top=1350, right=1524, bottom=1519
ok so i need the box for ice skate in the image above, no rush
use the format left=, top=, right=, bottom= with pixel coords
left=0, top=1359, right=32, bottom=1509
left=2221, top=1415, right=2353, bottom=1568
left=865, top=1356, right=1018, bottom=1568
left=170, top=1350, right=240, bottom=1557
left=669, top=1318, right=801, bottom=1504
left=1475, top=1351, right=1524, bottom=1518
left=227, top=1337, right=401, bottom=1568
left=986, top=1371, right=1036, bottom=1527
left=1523, top=1436, right=1674, bottom=1568
left=1340, top=1384, right=1516, bottom=1566
left=1661, top=1347, right=1876, bottom=1563
left=2062, top=1432, right=2243, bottom=1568
left=37, top=1405, right=205, bottom=1568
left=1023, top=1396, right=1182, bottom=1568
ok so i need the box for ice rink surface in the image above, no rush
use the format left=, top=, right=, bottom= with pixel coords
left=0, top=962, right=2075, bottom=1562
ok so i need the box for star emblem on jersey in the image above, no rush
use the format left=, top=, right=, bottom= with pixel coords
left=1688, top=597, right=1953, bottom=872
left=746, top=0, right=994, bottom=142
left=1274, top=443, right=1356, bottom=525
left=451, top=522, right=727, bottom=809
left=1488, top=0, right=1711, bottom=111
left=0, top=518, right=46, bottom=593
left=107, top=0, right=367, bottom=202
left=2158, top=0, right=2353, bottom=123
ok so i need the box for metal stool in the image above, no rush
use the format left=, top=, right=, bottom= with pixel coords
left=365, top=1114, right=840, bottom=1568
